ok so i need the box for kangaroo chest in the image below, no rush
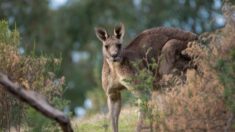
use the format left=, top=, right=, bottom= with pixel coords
left=105, top=61, right=135, bottom=93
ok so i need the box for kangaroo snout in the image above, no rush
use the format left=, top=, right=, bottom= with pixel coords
left=111, top=54, right=118, bottom=58
left=110, top=49, right=121, bottom=61
left=111, top=54, right=121, bottom=62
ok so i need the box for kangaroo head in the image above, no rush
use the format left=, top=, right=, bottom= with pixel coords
left=95, top=23, right=125, bottom=62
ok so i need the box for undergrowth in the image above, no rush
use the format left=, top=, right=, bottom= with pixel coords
left=151, top=2, right=235, bottom=131
left=0, top=21, right=70, bottom=131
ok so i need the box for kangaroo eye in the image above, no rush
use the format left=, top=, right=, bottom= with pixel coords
left=105, top=45, right=109, bottom=49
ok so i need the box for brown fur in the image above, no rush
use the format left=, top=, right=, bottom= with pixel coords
left=95, top=23, right=197, bottom=132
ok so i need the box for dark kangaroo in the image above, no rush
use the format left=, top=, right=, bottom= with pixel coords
left=95, top=23, right=197, bottom=132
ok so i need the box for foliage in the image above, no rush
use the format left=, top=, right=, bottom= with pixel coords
left=217, top=49, right=235, bottom=115
left=123, top=51, right=158, bottom=130
left=149, top=3, right=235, bottom=131
left=218, top=51, right=235, bottom=113
left=0, top=21, right=69, bottom=131
left=216, top=1, right=235, bottom=116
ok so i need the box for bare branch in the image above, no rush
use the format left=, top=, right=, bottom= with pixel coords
left=0, top=72, right=73, bottom=132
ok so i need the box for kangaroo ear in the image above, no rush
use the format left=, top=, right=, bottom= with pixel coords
left=114, top=23, right=125, bottom=40
left=95, top=27, right=109, bottom=42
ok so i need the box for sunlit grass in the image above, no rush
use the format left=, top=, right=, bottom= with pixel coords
left=73, top=107, right=138, bottom=132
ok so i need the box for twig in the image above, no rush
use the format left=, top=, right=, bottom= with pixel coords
left=0, top=72, right=73, bottom=132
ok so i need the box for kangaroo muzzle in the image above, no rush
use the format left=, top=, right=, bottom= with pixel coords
left=110, top=48, right=121, bottom=62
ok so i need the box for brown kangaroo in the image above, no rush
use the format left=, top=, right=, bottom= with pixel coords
left=95, top=23, right=197, bottom=132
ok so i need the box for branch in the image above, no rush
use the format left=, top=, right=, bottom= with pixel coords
left=0, top=73, right=73, bottom=132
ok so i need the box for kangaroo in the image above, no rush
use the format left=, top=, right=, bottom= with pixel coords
left=95, top=23, right=197, bottom=132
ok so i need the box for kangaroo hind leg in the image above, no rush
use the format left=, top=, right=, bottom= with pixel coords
left=108, top=92, right=121, bottom=132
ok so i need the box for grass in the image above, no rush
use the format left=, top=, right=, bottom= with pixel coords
left=73, top=107, right=137, bottom=132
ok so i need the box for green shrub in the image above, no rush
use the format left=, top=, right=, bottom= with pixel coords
left=217, top=39, right=235, bottom=114
left=124, top=51, right=158, bottom=130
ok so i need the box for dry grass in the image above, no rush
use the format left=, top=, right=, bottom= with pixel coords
left=151, top=3, right=235, bottom=131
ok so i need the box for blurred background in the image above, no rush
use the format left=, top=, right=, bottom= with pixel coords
left=0, top=0, right=228, bottom=117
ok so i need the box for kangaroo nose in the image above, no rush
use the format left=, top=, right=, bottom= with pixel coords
left=111, top=54, right=118, bottom=58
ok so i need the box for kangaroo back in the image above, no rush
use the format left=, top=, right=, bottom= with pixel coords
left=126, top=27, right=197, bottom=50
left=142, top=27, right=198, bottom=41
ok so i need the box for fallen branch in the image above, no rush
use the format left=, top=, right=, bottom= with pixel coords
left=0, top=72, right=73, bottom=132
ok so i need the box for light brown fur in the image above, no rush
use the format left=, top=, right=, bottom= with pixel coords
left=95, top=23, right=197, bottom=132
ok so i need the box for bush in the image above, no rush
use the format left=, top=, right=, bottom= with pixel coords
left=0, top=21, right=69, bottom=131
left=216, top=2, right=235, bottom=116
left=150, top=3, right=235, bottom=131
